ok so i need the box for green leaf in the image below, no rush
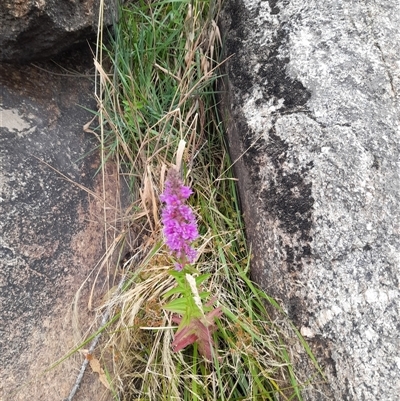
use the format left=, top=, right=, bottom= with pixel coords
left=163, top=287, right=183, bottom=298
left=163, top=298, right=189, bottom=314
left=195, top=273, right=211, bottom=286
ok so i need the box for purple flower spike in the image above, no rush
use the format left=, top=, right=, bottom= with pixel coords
left=160, top=168, right=199, bottom=269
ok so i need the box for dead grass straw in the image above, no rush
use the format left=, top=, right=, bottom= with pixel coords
left=69, top=0, right=326, bottom=400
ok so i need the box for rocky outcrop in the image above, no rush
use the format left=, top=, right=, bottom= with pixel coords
left=0, top=0, right=117, bottom=62
left=0, top=46, right=126, bottom=400
left=220, top=1, right=400, bottom=400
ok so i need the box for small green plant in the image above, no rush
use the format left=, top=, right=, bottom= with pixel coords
left=164, top=271, right=222, bottom=360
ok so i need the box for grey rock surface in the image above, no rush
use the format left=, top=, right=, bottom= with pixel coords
left=220, top=0, right=400, bottom=400
left=0, top=0, right=117, bottom=62
left=0, top=46, right=122, bottom=400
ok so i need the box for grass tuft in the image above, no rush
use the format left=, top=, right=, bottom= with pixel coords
left=86, top=0, right=324, bottom=400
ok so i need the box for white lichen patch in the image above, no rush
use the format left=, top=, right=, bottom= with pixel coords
left=0, top=108, right=31, bottom=132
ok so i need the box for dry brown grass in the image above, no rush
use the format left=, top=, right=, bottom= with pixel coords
left=64, top=1, right=324, bottom=400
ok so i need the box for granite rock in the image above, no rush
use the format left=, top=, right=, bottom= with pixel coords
left=0, top=45, right=125, bottom=400
left=0, top=0, right=117, bottom=62
left=220, top=0, right=400, bottom=399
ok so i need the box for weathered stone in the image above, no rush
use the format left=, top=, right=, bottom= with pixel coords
left=0, top=46, right=125, bottom=400
left=0, top=0, right=117, bottom=62
left=220, top=0, right=400, bottom=400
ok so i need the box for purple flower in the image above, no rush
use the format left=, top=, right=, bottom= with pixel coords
left=160, top=168, right=199, bottom=270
